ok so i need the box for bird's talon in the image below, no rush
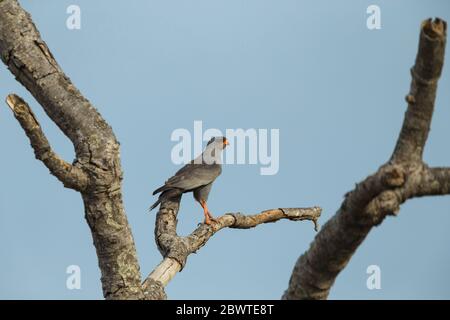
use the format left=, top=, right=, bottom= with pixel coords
left=206, top=212, right=218, bottom=223
left=203, top=216, right=219, bottom=226
left=208, top=217, right=219, bottom=225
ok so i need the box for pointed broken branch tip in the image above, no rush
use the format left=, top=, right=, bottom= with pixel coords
left=5, top=94, right=18, bottom=111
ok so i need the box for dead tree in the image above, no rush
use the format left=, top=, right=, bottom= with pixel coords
left=283, top=18, right=447, bottom=299
left=1, top=1, right=447, bottom=300
left=0, top=0, right=320, bottom=300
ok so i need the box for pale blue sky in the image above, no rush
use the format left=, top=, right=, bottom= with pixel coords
left=1, top=0, right=450, bottom=299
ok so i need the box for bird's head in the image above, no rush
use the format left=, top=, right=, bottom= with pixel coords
left=206, top=136, right=229, bottom=150
left=202, top=136, right=229, bottom=164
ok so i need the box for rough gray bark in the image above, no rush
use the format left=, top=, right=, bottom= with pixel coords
left=283, top=18, right=448, bottom=300
left=6, top=94, right=88, bottom=190
left=0, top=0, right=146, bottom=299
left=2, top=0, right=448, bottom=301
left=148, top=198, right=321, bottom=285
left=0, top=0, right=318, bottom=299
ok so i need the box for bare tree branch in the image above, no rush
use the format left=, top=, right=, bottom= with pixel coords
left=146, top=199, right=322, bottom=287
left=0, top=0, right=144, bottom=299
left=392, top=19, right=447, bottom=163
left=1, top=0, right=318, bottom=300
left=425, top=167, right=450, bottom=195
left=2, top=0, right=447, bottom=301
left=283, top=17, right=447, bottom=300
left=392, top=165, right=450, bottom=200
left=5, top=94, right=88, bottom=191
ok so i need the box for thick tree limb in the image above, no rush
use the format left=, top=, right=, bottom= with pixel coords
left=425, top=167, right=450, bottom=195
left=0, top=0, right=145, bottom=299
left=146, top=199, right=322, bottom=287
left=0, top=1, right=115, bottom=161
left=1, top=0, right=319, bottom=299
left=5, top=94, right=88, bottom=191
left=392, top=19, right=447, bottom=163
left=283, top=18, right=447, bottom=300
left=3, top=0, right=447, bottom=301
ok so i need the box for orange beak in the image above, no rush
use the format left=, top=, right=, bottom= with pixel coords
left=223, top=138, right=229, bottom=147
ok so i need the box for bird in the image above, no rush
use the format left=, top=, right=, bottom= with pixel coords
left=149, top=136, right=229, bottom=225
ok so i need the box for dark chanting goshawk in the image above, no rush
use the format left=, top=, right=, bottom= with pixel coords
left=150, top=136, right=229, bottom=225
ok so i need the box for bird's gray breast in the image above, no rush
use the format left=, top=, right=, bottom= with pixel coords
left=193, top=183, right=213, bottom=202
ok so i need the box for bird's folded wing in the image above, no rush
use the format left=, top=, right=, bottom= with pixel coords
left=165, top=164, right=222, bottom=191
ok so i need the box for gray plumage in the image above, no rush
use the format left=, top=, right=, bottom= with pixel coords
left=149, top=137, right=228, bottom=213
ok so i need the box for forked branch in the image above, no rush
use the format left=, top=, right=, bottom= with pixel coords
left=283, top=18, right=447, bottom=300
left=5, top=94, right=88, bottom=191
left=0, top=0, right=322, bottom=300
left=145, top=198, right=322, bottom=287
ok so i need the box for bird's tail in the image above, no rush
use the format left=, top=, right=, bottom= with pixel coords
left=148, top=188, right=182, bottom=213
left=149, top=185, right=166, bottom=212
left=148, top=198, right=161, bottom=212
left=152, top=185, right=166, bottom=195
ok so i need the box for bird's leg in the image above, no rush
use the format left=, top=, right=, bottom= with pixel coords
left=207, top=211, right=218, bottom=223
left=200, top=201, right=212, bottom=225
left=200, top=200, right=217, bottom=225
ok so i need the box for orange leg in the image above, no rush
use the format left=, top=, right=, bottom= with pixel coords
left=200, top=200, right=217, bottom=225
